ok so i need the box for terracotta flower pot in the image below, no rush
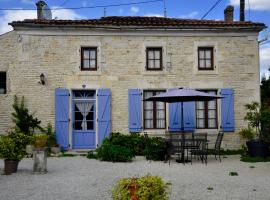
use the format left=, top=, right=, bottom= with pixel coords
left=128, top=180, right=139, bottom=200
left=4, top=159, right=19, bottom=175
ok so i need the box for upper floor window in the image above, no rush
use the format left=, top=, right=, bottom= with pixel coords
left=196, top=90, right=218, bottom=129
left=198, top=47, right=214, bottom=70
left=0, top=72, right=6, bottom=94
left=81, top=47, right=97, bottom=71
left=143, top=90, right=166, bottom=129
left=146, top=47, right=162, bottom=70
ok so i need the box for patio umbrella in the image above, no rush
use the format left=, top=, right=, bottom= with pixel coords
left=144, top=88, right=223, bottom=131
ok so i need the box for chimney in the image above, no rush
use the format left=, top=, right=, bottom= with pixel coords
left=240, top=0, right=245, bottom=21
left=224, top=6, right=234, bottom=22
left=36, top=1, right=52, bottom=20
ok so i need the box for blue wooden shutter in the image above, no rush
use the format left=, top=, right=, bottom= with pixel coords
left=168, top=89, right=182, bottom=131
left=169, top=102, right=182, bottom=131
left=55, top=88, right=70, bottom=150
left=98, top=89, right=111, bottom=145
left=128, top=89, right=142, bottom=133
left=221, top=88, right=234, bottom=132
left=183, top=102, right=195, bottom=131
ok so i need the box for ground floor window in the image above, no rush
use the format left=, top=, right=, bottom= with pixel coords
left=0, top=72, right=6, bottom=94
left=143, top=90, right=166, bottom=129
left=196, top=90, right=218, bottom=129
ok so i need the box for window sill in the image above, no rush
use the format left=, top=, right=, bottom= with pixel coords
left=75, top=70, right=102, bottom=76
left=194, top=70, right=218, bottom=75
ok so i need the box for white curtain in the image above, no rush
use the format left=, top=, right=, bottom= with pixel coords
left=75, top=102, right=94, bottom=130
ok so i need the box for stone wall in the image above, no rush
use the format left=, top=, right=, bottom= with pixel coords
left=0, top=30, right=260, bottom=149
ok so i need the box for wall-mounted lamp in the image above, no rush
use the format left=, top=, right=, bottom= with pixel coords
left=39, top=73, right=45, bottom=85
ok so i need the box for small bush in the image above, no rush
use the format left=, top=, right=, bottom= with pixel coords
left=238, top=127, right=256, bottom=141
left=241, top=155, right=270, bottom=162
left=112, top=174, right=170, bottom=200
left=229, top=172, right=238, bottom=176
left=87, top=151, right=98, bottom=159
left=108, top=132, right=146, bottom=156
left=143, top=137, right=170, bottom=161
left=96, top=139, right=134, bottom=162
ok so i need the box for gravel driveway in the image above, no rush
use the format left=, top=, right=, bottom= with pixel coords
left=0, top=155, right=270, bottom=200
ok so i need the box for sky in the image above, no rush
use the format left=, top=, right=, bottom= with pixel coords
left=0, top=0, right=269, bottom=78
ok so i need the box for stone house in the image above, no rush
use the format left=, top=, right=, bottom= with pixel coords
left=0, top=2, right=266, bottom=150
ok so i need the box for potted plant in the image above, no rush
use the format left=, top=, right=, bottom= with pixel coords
left=0, top=133, right=31, bottom=174
left=240, top=102, right=270, bottom=157
left=34, top=134, right=48, bottom=148
left=45, top=123, right=60, bottom=154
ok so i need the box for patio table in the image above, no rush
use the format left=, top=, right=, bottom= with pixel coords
left=166, top=134, right=208, bottom=163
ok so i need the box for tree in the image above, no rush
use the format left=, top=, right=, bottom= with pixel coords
left=11, top=95, right=42, bottom=135
left=261, top=67, right=270, bottom=106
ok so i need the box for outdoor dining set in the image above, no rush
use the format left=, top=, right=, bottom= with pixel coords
left=164, top=131, right=224, bottom=164
left=144, top=88, right=225, bottom=164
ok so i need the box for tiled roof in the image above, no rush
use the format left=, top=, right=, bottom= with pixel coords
left=9, top=16, right=266, bottom=31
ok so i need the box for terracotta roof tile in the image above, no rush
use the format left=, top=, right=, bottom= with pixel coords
left=9, top=16, right=266, bottom=31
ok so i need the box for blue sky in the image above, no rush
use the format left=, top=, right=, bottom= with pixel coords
left=0, top=0, right=269, bottom=77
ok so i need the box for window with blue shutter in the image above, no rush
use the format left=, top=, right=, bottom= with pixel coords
left=183, top=102, right=195, bottom=131
left=128, top=89, right=142, bottom=133
left=221, top=88, right=234, bottom=132
left=98, top=89, right=111, bottom=145
left=55, top=88, right=70, bottom=150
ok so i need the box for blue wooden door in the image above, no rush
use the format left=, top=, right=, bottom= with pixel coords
left=72, top=90, right=96, bottom=149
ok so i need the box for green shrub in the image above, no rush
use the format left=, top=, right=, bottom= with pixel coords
left=87, top=151, right=98, bottom=159
left=96, top=139, right=134, bottom=162
left=11, top=95, right=42, bottom=135
left=241, top=155, right=270, bottom=162
left=34, top=133, right=48, bottom=140
left=44, top=123, right=58, bottom=148
left=238, top=127, right=256, bottom=141
left=143, top=137, right=170, bottom=161
left=108, top=132, right=146, bottom=156
left=112, top=174, right=170, bottom=200
left=0, top=132, right=33, bottom=160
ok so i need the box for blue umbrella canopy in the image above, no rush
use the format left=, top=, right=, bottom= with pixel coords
left=144, top=88, right=222, bottom=103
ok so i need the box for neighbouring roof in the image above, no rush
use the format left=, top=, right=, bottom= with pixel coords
left=9, top=16, right=266, bottom=31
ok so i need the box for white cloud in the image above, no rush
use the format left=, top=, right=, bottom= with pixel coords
left=260, top=44, right=270, bottom=77
left=179, top=11, right=199, bottom=19
left=144, top=13, right=163, bottom=17
left=0, top=8, right=83, bottom=34
left=130, top=6, right=139, bottom=14
left=21, top=0, right=34, bottom=4
left=230, top=0, right=270, bottom=11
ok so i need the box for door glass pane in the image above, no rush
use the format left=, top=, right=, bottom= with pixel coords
left=75, top=121, right=83, bottom=130
left=156, top=110, right=165, bottom=119
left=87, top=121, right=94, bottom=130
left=75, top=110, right=83, bottom=121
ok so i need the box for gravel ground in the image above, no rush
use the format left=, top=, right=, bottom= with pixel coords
left=0, top=155, right=270, bottom=200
